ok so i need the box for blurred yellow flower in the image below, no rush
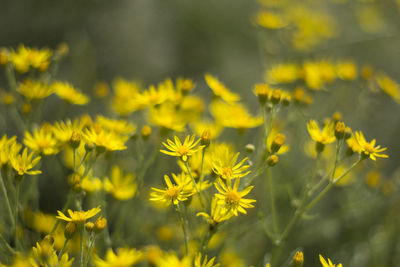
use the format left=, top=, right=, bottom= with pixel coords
left=319, top=254, right=342, bottom=267
left=104, top=165, right=137, bottom=200
left=205, top=74, right=240, bottom=104
left=52, top=81, right=90, bottom=105
left=307, top=120, right=336, bottom=146
left=83, top=126, right=128, bottom=152
left=11, top=45, right=52, bottom=73
left=94, top=247, right=143, bottom=267
left=96, top=115, right=136, bottom=135
left=24, top=127, right=59, bottom=155
left=376, top=73, right=400, bottom=103
left=266, top=63, right=300, bottom=84
left=17, top=79, right=54, bottom=100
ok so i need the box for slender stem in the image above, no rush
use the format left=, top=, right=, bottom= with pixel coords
left=0, top=171, right=15, bottom=227
left=0, top=232, right=16, bottom=255
left=261, top=105, right=268, bottom=152
left=84, top=234, right=96, bottom=267
left=50, top=190, right=74, bottom=234
left=80, top=229, right=84, bottom=267
left=330, top=139, right=344, bottom=182
left=199, top=148, right=206, bottom=185
left=200, top=226, right=216, bottom=255
left=267, top=168, right=279, bottom=237
left=14, top=181, right=21, bottom=248
left=73, top=148, right=77, bottom=173
left=184, top=161, right=206, bottom=210
left=277, top=157, right=363, bottom=244
left=58, top=238, right=69, bottom=259
left=77, top=151, right=89, bottom=170
left=175, top=203, right=189, bottom=255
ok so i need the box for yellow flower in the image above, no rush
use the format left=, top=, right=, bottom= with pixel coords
left=376, top=73, right=400, bottom=103
left=24, top=127, right=59, bottom=155
left=194, top=253, right=220, bottom=267
left=214, top=178, right=256, bottom=216
left=160, top=135, right=204, bottom=162
left=150, top=103, right=186, bottom=132
left=94, top=247, right=143, bottom=267
left=191, top=120, right=223, bottom=141
left=302, top=61, right=325, bottom=90
left=354, top=131, right=388, bottom=161
left=210, top=101, right=263, bottom=130
left=319, top=254, right=342, bottom=267
left=17, top=79, right=54, bottom=100
left=173, top=172, right=211, bottom=193
left=10, top=147, right=42, bottom=176
left=104, top=165, right=137, bottom=200
left=0, top=135, right=19, bottom=167
left=52, top=119, right=84, bottom=145
left=155, top=252, right=191, bottom=267
left=204, top=74, right=240, bottom=104
left=150, top=174, right=195, bottom=205
left=266, top=129, right=289, bottom=154
left=265, top=63, right=300, bottom=84
left=255, top=11, right=287, bottom=29
left=135, top=85, right=169, bottom=108
left=52, top=81, right=90, bottom=105
left=212, top=151, right=250, bottom=180
left=11, top=45, right=52, bottom=73
left=307, top=120, right=336, bottom=145
left=81, top=176, right=103, bottom=193
left=336, top=60, right=357, bottom=81
left=111, top=78, right=143, bottom=115
left=96, top=115, right=137, bottom=135
left=56, top=206, right=101, bottom=224
left=82, top=125, right=128, bottom=152
left=197, top=197, right=233, bottom=225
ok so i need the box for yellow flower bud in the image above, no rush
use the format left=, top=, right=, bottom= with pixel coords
left=141, top=125, right=152, bottom=140
left=267, top=154, right=279, bottom=166
left=292, top=251, right=304, bottom=267
left=94, top=216, right=107, bottom=233
left=64, top=222, right=77, bottom=239
left=70, top=131, right=81, bottom=149
left=201, top=129, right=211, bottom=147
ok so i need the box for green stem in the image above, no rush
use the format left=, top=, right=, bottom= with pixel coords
left=330, top=139, right=344, bottom=182
left=267, top=168, right=279, bottom=237
left=58, top=238, right=69, bottom=259
left=175, top=203, right=189, bottom=255
left=184, top=161, right=206, bottom=210
left=0, top=171, right=15, bottom=227
left=200, top=225, right=216, bottom=255
left=14, top=180, right=21, bottom=248
left=80, top=229, right=84, bottom=267
left=50, top=190, right=74, bottom=234
left=0, top=232, right=16, bottom=255
left=84, top=234, right=96, bottom=267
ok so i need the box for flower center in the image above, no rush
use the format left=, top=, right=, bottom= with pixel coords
left=364, top=143, right=375, bottom=154
left=177, top=146, right=189, bottom=156
left=165, top=186, right=180, bottom=199
left=222, top=167, right=233, bottom=178
left=226, top=191, right=241, bottom=205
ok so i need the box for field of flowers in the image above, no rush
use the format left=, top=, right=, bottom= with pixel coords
left=0, top=0, right=399, bottom=266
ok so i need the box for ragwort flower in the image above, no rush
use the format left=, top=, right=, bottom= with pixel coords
left=214, top=178, right=256, bottom=216
left=104, top=165, right=137, bottom=201
left=56, top=206, right=101, bottom=224
left=150, top=174, right=195, bottom=205
left=10, top=147, right=42, bottom=176
left=354, top=131, right=388, bottom=160
left=94, top=247, right=143, bottom=267
left=160, top=135, right=204, bottom=162
left=212, top=151, right=250, bottom=180
left=205, top=74, right=240, bottom=104
left=319, top=254, right=342, bottom=267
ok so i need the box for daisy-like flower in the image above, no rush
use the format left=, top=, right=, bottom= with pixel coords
left=94, top=247, right=143, bottom=267
left=17, top=79, right=54, bottom=100
left=160, top=135, right=204, bottom=162
left=10, top=147, right=42, bottom=176
left=204, top=74, right=240, bottom=104
left=214, top=178, right=256, bottom=216
left=354, top=131, right=388, bottom=161
left=96, top=115, right=136, bottom=135
left=52, top=119, right=85, bottom=145
left=0, top=135, right=20, bottom=167
left=212, top=151, right=250, bottom=180
left=194, top=253, right=220, bottom=267
left=197, top=197, right=233, bottom=225
left=104, top=165, right=137, bottom=201
left=52, top=81, right=90, bottom=105
left=150, top=174, right=195, bottom=205
left=319, top=254, right=342, bottom=267
left=24, top=127, right=59, bottom=155
left=56, top=206, right=101, bottom=224
left=307, top=120, right=336, bottom=152
left=82, top=125, right=128, bottom=152
left=155, top=252, right=191, bottom=267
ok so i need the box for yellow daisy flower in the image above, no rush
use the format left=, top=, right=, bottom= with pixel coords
left=10, top=147, right=41, bottom=176
left=104, top=165, right=137, bottom=200
left=52, top=81, right=90, bottom=105
left=17, top=79, right=54, bottom=100
left=96, top=115, right=136, bottom=135
left=194, top=253, right=220, bottom=267
left=212, top=151, right=250, bottom=180
left=204, top=74, right=240, bottom=104
left=160, top=135, right=204, bottom=162
left=197, top=197, right=233, bottom=225
left=155, top=252, right=191, bottom=267
left=214, top=178, right=256, bottom=216
left=24, top=127, right=59, bottom=155
left=56, top=206, right=101, bottom=224
left=307, top=120, right=336, bottom=146
left=150, top=174, right=195, bottom=205
left=150, top=103, right=186, bottom=132
left=354, top=131, right=388, bottom=161
left=82, top=126, right=128, bottom=152
left=319, top=254, right=342, bottom=267
left=0, top=135, right=19, bottom=167
left=94, top=247, right=143, bottom=267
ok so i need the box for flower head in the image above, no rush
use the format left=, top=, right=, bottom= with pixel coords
left=160, top=135, right=204, bottom=162
left=10, top=147, right=42, bottom=176
left=214, top=178, right=256, bottom=216
left=194, top=253, right=220, bottom=267
left=205, top=74, right=240, bottom=104
left=197, top=197, right=233, bottom=225
left=319, top=254, right=342, bottom=267
left=24, top=126, right=59, bottom=155
left=52, top=81, right=90, bottom=105
left=104, top=165, right=137, bottom=201
left=94, top=247, right=143, bottom=267
left=82, top=125, right=128, bottom=152
left=56, top=206, right=101, bottom=224
left=354, top=131, right=388, bottom=160
left=212, top=151, right=250, bottom=180
left=150, top=174, right=195, bottom=205
left=307, top=120, right=336, bottom=150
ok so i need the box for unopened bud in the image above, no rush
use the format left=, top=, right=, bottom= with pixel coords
left=270, top=133, right=285, bottom=153
left=141, top=125, right=152, bottom=140
left=344, top=127, right=352, bottom=139
left=94, top=216, right=107, bottom=233
left=245, top=144, right=255, bottom=154
left=270, top=89, right=282, bottom=105
left=200, top=129, right=211, bottom=147
left=254, top=84, right=270, bottom=105
left=85, top=222, right=95, bottom=232
left=334, top=122, right=345, bottom=140
left=292, top=251, right=304, bottom=267
left=70, top=131, right=81, bottom=149
left=85, top=142, right=95, bottom=153
left=64, top=222, right=77, bottom=239
left=267, top=154, right=279, bottom=166
left=332, top=112, right=342, bottom=123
